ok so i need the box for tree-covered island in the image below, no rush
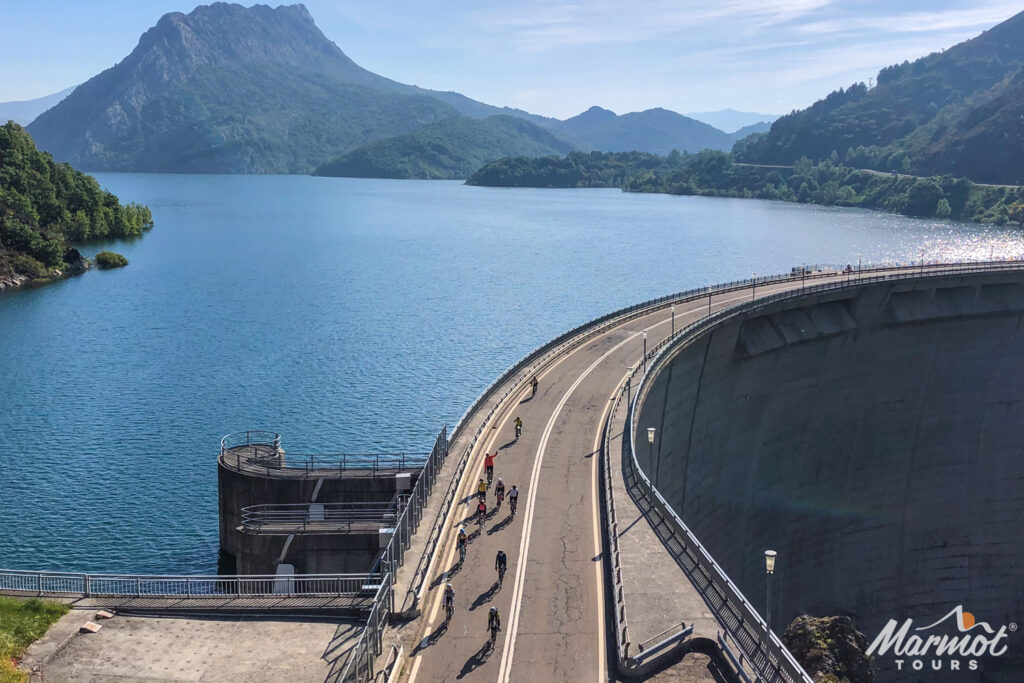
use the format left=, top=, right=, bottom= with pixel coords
left=0, top=122, right=152, bottom=289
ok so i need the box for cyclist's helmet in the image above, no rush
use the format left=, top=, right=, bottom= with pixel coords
left=446, top=583, right=453, bottom=590
left=490, top=606, right=498, bottom=614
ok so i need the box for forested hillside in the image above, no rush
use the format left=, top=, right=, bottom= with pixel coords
left=736, top=10, right=1024, bottom=184
left=468, top=150, right=1024, bottom=224
left=314, top=116, right=576, bottom=179
left=0, top=123, right=151, bottom=286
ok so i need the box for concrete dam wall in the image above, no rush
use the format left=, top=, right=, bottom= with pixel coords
left=634, top=270, right=1024, bottom=681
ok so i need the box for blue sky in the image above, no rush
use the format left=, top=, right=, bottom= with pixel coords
left=0, top=1, right=1019, bottom=118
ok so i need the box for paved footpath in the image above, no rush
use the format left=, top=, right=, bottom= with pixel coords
left=391, top=271, right=860, bottom=683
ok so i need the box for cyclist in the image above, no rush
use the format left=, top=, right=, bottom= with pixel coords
left=508, top=485, right=519, bottom=517
left=495, top=477, right=506, bottom=508
left=457, top=526, right=468, bottom=564
left=531, top=375, right=538, bottom=397
left=495, top=549, right=507, bottom=586
left=484, top=451, right=496, bottom=484
left=477, top=497, right=487, bottom=525
left=514, top=416, right=523, bottom=439
left=477, top=478, right=488, bottom=502
left=487, top=606, right=501, bottom=644
left=443, top=583, right=455, bottom=622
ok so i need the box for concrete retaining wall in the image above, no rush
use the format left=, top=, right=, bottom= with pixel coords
left=635, top=271, right=1024, bottom=682
left=218, top=463, right=410, bottom=574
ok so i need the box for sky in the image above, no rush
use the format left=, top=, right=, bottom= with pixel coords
left=0, top=0, right=1020, bottom=119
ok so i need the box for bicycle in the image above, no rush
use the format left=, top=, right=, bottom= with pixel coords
left=496, top=490, right=504, bottom=510
left=445, top=598, right=454, bottom=624
left=458, top=542, right=466, bottom=564
left=497, top=563, right=506, bottom=586
left=486, top=467, right=494, bottom=487
left=489, top=621, right=500, bottom=645
left=477, top=504, right=487, bottom=526
left=514, top=423, right=522, bottom=439
left=509, top=496, right=517, bottom=518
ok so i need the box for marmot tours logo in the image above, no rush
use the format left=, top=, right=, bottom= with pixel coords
left=866, top=605, right=1017, bottom=673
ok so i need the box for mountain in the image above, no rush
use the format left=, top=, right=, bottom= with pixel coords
left=0, top=123, right=152, bottom=289
left=552, top=106, right=735, bottom=155
left=736, top=10, right=1024, bottom=184
left=0, top=86, right=77, bottom=126
left=314, top=115, right=576, bottom=179
left=26, top=3, right=545, bottom=174
left=686, top=109, right=778, bottom=133
left=730, top=121, right=772, bottom=140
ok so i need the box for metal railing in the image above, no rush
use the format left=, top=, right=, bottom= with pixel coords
left=620, top=260, right=1024, bottom=682
left=240, top=500, right=406, bottom=535
left=335, top=426, right=448, bottom=683
left=331, top=574, right=393, bottom=683
left=220, top=430, right=428, bottom=478
left=402, top=263, right=855, bottom=618
left=0, top=569, right=380, bottom=598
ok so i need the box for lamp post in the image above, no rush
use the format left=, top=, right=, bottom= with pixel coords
left=765, top=550, right=777, bottom=635
left=647, top=427, right=657, bottom=482
left=858, top=254, right=862, bottom=279
left=642, top=331, right=647, bottom=373
left=752, top=273, right=756, bottom=300
left=707, top=286, right=712, bottom=317
left=920, top=249, right=925, bottom=274
left=671, top=304, right=675, bottom=336
left=802, top=263, right=806, bottom=289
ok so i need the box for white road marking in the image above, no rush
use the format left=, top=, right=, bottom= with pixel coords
left=408, top=289, right=758, bottom=683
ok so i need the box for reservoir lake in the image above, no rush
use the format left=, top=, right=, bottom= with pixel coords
left=2, top=174, right=1022, bottom=574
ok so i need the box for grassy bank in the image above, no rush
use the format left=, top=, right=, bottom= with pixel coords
left=0, top=597, right=69, bottom=683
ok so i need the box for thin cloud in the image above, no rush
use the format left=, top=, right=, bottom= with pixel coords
left=795, top=3, right=1020, bottom=35
left=473, top=0, right=835, bottom=50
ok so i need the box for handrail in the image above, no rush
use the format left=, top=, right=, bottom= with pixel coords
left=623, top=260, right=1024, bottom=683
left=407, top=262, right=862, bottom=612
left=333, top=574, right=393, bottom=683
left=240, top=501, right=404, bottom=535
left=220, top=444, right=429, bottom=478
left=0, top=569, right=381, bottom=598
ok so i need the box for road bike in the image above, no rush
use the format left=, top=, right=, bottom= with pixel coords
left=514, top=423, right=522, bottom=439
left=509, top=497, right=517, bottom=518
left=497, top=564, right=506, bottom=587
left=444, top=599, right=454, bottom=624
left=489, top=622, right=500, bottom=646
left=496, top=490, right=504, bottom=509
left=458, top=542, right=466, bottom=564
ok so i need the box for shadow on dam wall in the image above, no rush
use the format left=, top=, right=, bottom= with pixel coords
left=634, top=270, right=1024, bottom=682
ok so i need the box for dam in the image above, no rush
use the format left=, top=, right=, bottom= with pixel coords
left=632, top=267, right=1024, bottom=681
left=5, top=262, right=1023, bottom=683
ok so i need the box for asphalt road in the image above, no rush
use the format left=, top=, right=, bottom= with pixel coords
left=400, top=268, right=885, bottom=683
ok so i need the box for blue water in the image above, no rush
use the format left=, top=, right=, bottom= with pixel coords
left=2, top=175, right=1022, bottom=574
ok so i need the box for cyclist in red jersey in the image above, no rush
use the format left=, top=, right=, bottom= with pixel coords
left=484, top=451, right=496, bottom=484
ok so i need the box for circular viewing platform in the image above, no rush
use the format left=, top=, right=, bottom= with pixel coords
left=219, top=430, right=428, bottom=480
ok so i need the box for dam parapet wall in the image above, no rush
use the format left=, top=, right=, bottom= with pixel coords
left=634, top=269, right=1024, bottom=681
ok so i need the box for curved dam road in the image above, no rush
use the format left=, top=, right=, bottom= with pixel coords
left=403, top=270, right=858, bottom=683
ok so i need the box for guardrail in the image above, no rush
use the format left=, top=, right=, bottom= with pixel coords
left=331, top=574, right=393, bottom=683
left=220, top=430, right=429, bottom=478
left=240, top=500, right=405, bottom=535
left=0, top=569, right=380, bottom=598
left=400, top=262, right=861, bottom=616
left=336, top=425, right=448, bottom=683
left=337, top=259, right=1022, bottom=682
left=620, top=260, right=1024, bottom=682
